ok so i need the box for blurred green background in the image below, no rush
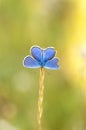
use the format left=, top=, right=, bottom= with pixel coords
left=0, top=0, right=86, bottom=130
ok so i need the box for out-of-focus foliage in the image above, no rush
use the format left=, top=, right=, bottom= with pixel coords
left=0, top=0, right=86, bottom=130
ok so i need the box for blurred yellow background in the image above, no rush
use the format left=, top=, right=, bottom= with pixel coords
left=0, top=0, right=86, bottom=130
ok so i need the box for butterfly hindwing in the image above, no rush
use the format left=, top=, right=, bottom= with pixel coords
left=43, top=47, right=56, bottom=62
left=44, top=58, right=59, bottom=70
left=31, top=46, right=43, bottom=62
left=23, top=55, right=41, bottom=68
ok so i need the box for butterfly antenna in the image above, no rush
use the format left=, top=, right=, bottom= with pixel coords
left=38, top=68, right=45, bottom=130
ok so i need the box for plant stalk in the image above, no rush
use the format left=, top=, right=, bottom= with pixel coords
left=38, top=68, right=45, bottom=130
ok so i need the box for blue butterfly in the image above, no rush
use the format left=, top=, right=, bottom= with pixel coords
left=23, top=46, right=59, bottom=70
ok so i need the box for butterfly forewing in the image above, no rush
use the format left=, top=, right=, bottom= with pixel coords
left=31, top=46, right=43, bottom=62
left=43, top=47, right=56, bottom=62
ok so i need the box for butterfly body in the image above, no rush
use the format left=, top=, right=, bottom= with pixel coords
left=23, top=46, right=59, bottom=70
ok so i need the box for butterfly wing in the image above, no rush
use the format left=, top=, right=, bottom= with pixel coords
left=31, top=46, right=43, bottom=62
left=23, top=56, right=41, bottom=68
left=44, top=58, right=59, bottom=70
left=43, top=47, right=56, bottom=62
